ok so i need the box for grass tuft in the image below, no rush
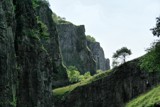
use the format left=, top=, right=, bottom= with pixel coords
left=126, top=85, right=160, bottom=107
left=53, top=70, right=112, bottom=101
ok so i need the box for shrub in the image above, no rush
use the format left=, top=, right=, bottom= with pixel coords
left=32, top=0, right=50, bottom=9
left=84, top=72, right=91, bottom=79
left=36, top=17, right=49, bottom=40
left=67, top=66, right=81, bottom=83
left=67, top=66, right=92, bottom=83
left=86, top=35, right=96, bottom=42
left=96, top=70, right=103, bottom=74
left=52, top=13, right=71, bottom=24
left=140, top=40, right=160, bottom=72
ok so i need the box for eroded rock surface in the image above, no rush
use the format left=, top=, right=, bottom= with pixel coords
left=87, top=40, right=110, bottom=71
left=55, top=59, right=160, bottom=107
left=58, top=24, right=96, bottom=74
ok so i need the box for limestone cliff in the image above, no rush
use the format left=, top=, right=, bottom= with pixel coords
left=0, top=0, right=16, bottom=106
left=35, top=1, right=68, bottom=88
left=57, top=23, right=96, bottom=75
left=0, top=0, right=67, bottom=106
left=87, top=40, right=110, bottom=71
left=54, top=59, right=160, bottom=107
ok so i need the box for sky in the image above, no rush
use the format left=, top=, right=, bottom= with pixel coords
left=48, top=0, right=160, bottom=63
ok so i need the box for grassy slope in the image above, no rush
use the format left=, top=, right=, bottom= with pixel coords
left=53, top=70, right=112, bottom=101
left=126, top=85, right=160, bottom=107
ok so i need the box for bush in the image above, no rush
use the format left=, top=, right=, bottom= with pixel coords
left=67, top=66, right=92, bottom=83
left=84, top=72, right=91, bottom=79
left=140, top=41, right=160, bottom=72
left=52, top=13, right=71, bottom=24
left=36, top=17, right=49, bottom=40
left=140, top=17, right=160, bottom=72
left=86, top=35, right=96, bottom=42
left=32, top=0, right=50, bottom=9
left=67, top=66, right=81, bottom=83
left=96, top=70, right=103, bottom=74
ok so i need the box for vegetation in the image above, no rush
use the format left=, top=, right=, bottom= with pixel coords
left=53, top=69, right=112, bottom=101
left=140, top=17, right=160, bottom=72
left=26, top=29, right=40, bottom=41
left=32, top=0, right=39, bottom=8
left=112, top=47, right=132, bottom=67
left=67, top=66, right=91, bottom=83
left=152, top=17, right=160, bottom=37
left=126, top=85, right=160, bottom=107
left=35, top=16, right=50, bottom=40
left=52, top=13, right=71, bottom=24
left=96, top=69, right=103, bottom=74
left=32, top=0, right=50, bottom=9
left=67, top=66, right=81, bottom=83
left=86, top=35, right=96, bottom=42
left=112, top=59, right=120, bottom=68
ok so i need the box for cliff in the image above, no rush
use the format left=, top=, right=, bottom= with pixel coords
left=57, top=23, right=96, bottom=75
left=1, top=0, right=159, bottom=107
left=87, top=40, right=110, bottom=71
left=35, top=1, right=68, bottom=88
left=0, top=0, right=67, bottom=106
left=54, top=59, right=160, bottom=107
left=126, top=85, right=160, bottom=107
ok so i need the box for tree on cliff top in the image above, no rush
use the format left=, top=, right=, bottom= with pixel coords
left=140, top=16, right=160, bottom=72
left=86, top=35, right=96, bottom=42
left=152, top=17, right=160, bottom=37
left=112, top=47, right=132, bottom=66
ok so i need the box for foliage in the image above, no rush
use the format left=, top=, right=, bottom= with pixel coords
left=86, top=35, right=96, bottom=42
left=84, top=72, right=91, bottom=79
left=67, top=66, right=81, bottom=83
left=112, top=59, right=120, bottom=68
left=53, top=70, right=112, bottom=102
left=67, top=66, right=92, bottom=83
left=32, top=0, right=39, bottom=9
left=151, top=17, right=160, bottom=37
left=126, top=85, right=160, bottom=107
left=32, top=0, right=50, bottom=9
left=140, top=41, right=160, bottom=72
left=26, top=29, right=40, bottom=41
left=36, top=17, right=49, bottom=40
left=140, top=16, right=160, bottom=72
left=112, top=47, right=132, bottom=66
left=52, top=13, right=71, bottom=24
left=96, top=70, right=103, bottom=74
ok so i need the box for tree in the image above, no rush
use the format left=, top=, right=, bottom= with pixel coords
left=112, top=59, right=119, bottom=68
left=151, top=17, right=160, bottom=37
left=84, top=72, right=91, bottom=79
left=112, top=47, right=132, bottom=64
left=67, top=66, right=81, bottom=83
left=140, top=16, right=160, bottom=72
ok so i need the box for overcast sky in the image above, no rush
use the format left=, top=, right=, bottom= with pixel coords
left=48, top=0, right=160, bottom=63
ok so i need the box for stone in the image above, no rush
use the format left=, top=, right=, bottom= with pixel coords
left=87, top=40, right=110, bottom=71
left=0, top=0, right=68, bottom=106
left=54, top=59, right=160, bottom=107
left=58, top=23, right=96, bottom=75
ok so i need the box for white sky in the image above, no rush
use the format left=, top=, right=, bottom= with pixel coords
left=48, top=0, right=160, bottom=63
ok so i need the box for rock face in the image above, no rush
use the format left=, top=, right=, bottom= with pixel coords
left=87, top=41, right=110, bottom=71
left=36, top=1, right=68, bottom=88
left=105, top=58, right=110, bottom=70
left=0, top=0, right=67, bottom=106
left=58, top=23, right=96, bottom=75
left=55, top=59, right=160, bottom=107
left=0, top=0, right=16, bottom=106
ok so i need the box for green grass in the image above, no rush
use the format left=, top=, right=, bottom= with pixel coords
left=126, top=85, right=160, bottom=107
left=53, top=70, right=112, bottom=101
